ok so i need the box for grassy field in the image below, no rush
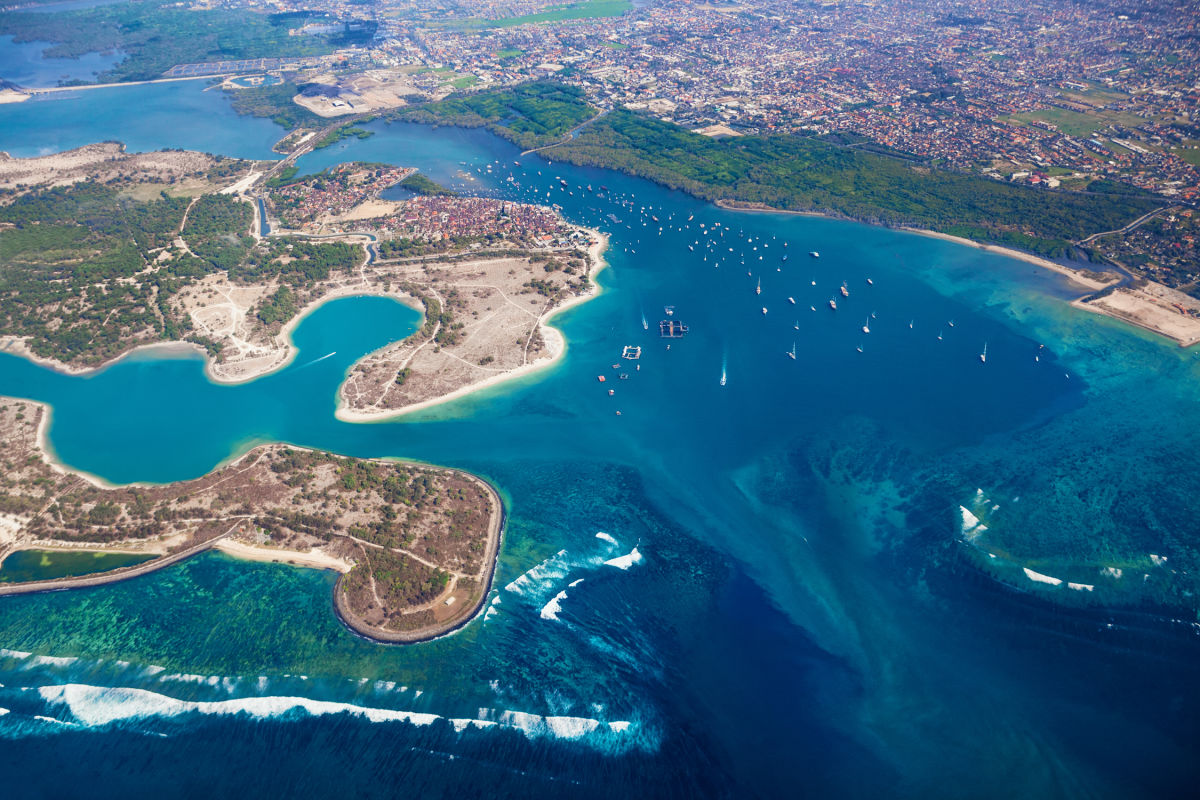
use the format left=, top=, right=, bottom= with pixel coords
left=1007, top=106, right=1144, bottom=139
left=441, top=0, right=631, bottom=30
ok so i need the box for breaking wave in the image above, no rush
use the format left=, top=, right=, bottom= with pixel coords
left=24, top=684, right=653, bottom=753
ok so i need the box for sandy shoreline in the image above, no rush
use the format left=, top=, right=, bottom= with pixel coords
left=214, top=538, right=351, bottom=572
left=899, top=227, right=1118, bottom=292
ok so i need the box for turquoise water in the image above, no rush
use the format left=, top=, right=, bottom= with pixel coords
left=1, top=84, right=1199, bottom=797
left=0, top=80, right=284, bottom=159
left=0, top=36, right=124, bottom=88
left=0, top=549, right=154, bottom=583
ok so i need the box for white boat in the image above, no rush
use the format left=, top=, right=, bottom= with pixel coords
left=840, top=283, right=850, bottom=298
left=665, top=306, right=675, bottom=316
left=761, top=307, right=768, bottom=315
left=980, top=343, right=988, bottom=364
left=829, top=298, right=837, bottom=310
left=810, top=251, right=820, bottom=258
left=787, top=297, right=795, bottom=304
left=794, top=320, right=800, bottom=329
left=866, top=278, right=874, bottom=285
left=755, top=278, right=762, bottom=296
left=786, top=342, right=797, bottom=360
left=862, top=319, right=870, bottom=334
left=909, top=320, right=914, bottom=329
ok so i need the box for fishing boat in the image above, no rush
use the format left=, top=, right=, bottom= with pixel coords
left=756, top=278, right=762, bottom=296
left=829, top=298, right=837, bottom=310
left=665, top=305, right=675, bottom=317
left=840, top=283, right=850, bottom=298
left=786, top=342, right=797, bottom=360
left=761, top=307, right=768, bottom=315
left=720, top=371, right=727, bottom=386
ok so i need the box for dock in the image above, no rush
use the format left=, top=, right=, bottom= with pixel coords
left=659, top=320, right=689, bottom=338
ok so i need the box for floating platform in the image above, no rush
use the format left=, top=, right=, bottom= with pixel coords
left=622, top=345, right=642, bottom=360
left=659, top=320, right=689, bottom=338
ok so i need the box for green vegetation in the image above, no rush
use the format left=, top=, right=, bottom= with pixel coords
left=1007, top=106, right=1142, bottom=139
left=183, top=195, right=255, bottom=271
left=0, top=549, right=154, bottom=584
left=256, top=285, right=297, bottom=326
left=0, top=178, right=362, bottom=364
left=495, top=48, right=524, bottom=59
left=397, top=173, right=456, bottom=197
left=0, top=5, right=357, bottom=84
left=395, top=82, right=593, bottom=150
left=312, top=123, right=375, bottom=150
left=225, top=81, right=322, bottom=131
left=440, top=0, right=632, bottom=30
left=550, top=108, right=1159, bottom=257
left=0, top=182, right=199, bottom=362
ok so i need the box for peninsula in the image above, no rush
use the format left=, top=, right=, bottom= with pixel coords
left=0, top=399, right=503, bottom=642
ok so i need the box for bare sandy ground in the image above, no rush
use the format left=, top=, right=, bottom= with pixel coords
left=338, top=229, right=607, bottom=421
left=293, top=70, right=427, bottom=117
left=1074, top=283, right=1200, bottom=347
left=214, top=538, right=351, bottom=572
left=0, top=143, right=230, bottom=192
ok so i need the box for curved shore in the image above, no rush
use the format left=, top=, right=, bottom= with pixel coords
left=0, top=399, right=508, bottom=645
left=331, top=475, right=506, bottom=644
left=0, top=470, right=506, bottom=645
left=335, top=228, right=609, bottom=422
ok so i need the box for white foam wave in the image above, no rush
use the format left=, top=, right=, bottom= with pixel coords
left=27, top=655, right=78, bottom=668
left=594, top=532, right=618, bottom=546
left=36, top=684, right=645, bottom=750
left=604, top=547, right=642, bottom=570
left=959, top=506, right=982, bottom=538
left=1023, top=567, right=1062, bottom=586
left=1102, top=567, right=1123, bottom=579
left=505, top=549, right=573, bottom=597
left=540, top=590, right=570, bottom=621
left=1068, top=582, right=1094, bottom=591
left=0, top=649, right=31, bottom=660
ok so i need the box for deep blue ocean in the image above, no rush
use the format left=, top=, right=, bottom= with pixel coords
left=1, top=75, right=1200, bottom=799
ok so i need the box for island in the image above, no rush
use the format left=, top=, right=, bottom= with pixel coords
left=0, top=143, right=606, bottom=639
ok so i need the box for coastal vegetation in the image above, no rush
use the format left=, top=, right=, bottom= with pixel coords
left=0, top=400, right=500, bottom=640
left=0, top=5, right=356, bottom=84
left=312, top=122, right=376, bottom=151
left=397, top=173, right=457, bottom=197
left=225, top=81, right=323, bottom=131
left=0, top=172, right=359, bottom=365
left=400, top=85, right=1162, bottom=259
left=394, top=82, right=594, bottom=151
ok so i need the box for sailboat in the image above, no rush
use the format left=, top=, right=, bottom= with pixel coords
left=980, top=343, right=988, bottom=364
left=786, top=342, right=797, bottom=360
